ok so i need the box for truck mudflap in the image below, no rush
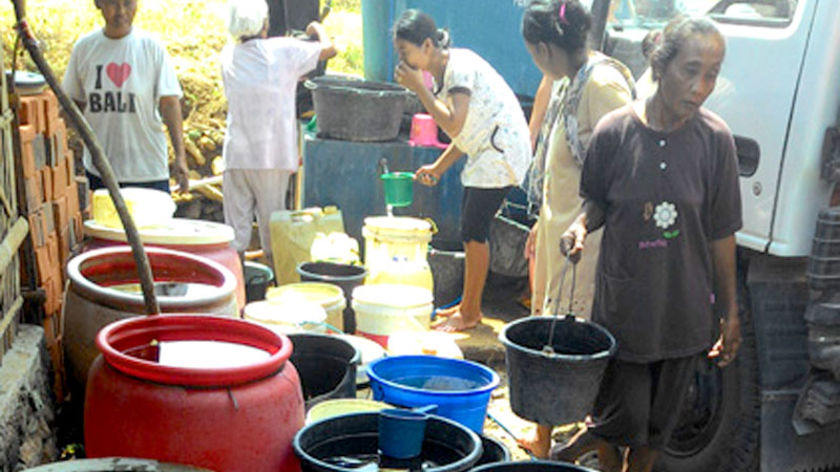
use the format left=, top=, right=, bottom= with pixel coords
left=761, top=387, right=840, bottom=472
left=750, top=254, right=840, bottom=472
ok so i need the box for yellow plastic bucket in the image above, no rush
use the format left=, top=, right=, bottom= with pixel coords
left=305, top=399, right=392, bottom=424
left=362, top=216, right=434, bottom=292
left=266, top=283, right=346, bottom=333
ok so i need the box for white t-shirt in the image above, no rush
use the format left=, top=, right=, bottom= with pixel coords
left=436, top=48, right=530, bottom=188
left=220, top=37, right=321, bottom=171
left=63, top=28, right=182, bottom=182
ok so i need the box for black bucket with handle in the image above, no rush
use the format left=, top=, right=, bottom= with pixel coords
left=499, top=261, right=617, bottom=425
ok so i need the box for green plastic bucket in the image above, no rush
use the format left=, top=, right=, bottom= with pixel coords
left=381, top=172, right=414, bottom=207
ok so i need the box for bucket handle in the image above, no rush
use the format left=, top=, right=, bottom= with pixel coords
left=545, top=257, right=577, bottom=350
left=545, top=256, right=577, bottom=318
left=423, top=217, right=439, bottom=235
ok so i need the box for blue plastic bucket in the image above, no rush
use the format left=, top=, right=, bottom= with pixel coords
left=366, top=355, right=499, bottom=433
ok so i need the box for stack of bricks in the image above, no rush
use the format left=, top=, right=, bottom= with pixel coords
left=17, top=89, right=87, bottom=399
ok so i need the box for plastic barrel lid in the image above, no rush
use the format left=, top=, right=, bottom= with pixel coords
left=351, top=284, right=433, bottom=307
left=84, top=218, right=235, bottom=245
left=363, top=216, right=432, bottom=234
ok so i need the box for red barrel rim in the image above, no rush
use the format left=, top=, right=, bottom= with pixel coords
left=96, top=315, right=292, bottom=386
left=67, top=246, right=238, bottom=310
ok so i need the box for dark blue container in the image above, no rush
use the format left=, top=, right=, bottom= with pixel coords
left=366, top=355, right=500, bottom=433
left=361, top=0, right=542, bottom=99
left=378, top=408, right=429, bottom=459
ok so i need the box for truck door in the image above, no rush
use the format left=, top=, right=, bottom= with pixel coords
left=603, top=0, right=815, bottom=255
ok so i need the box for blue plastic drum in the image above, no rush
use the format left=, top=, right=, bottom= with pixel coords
left=366, top=355, right=500, bottom=433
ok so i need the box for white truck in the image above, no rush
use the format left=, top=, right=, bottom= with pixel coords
left=597, top=0, right=840, bottom=470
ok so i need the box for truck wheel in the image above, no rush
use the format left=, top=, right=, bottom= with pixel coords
left=655, top=272, right=760, bottom=472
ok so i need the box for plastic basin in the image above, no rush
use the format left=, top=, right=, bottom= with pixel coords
left=366, top=355, right=499, bottom=433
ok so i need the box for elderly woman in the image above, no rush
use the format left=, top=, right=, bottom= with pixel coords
left=558, top=17, right=742, bottom=472
left=220, top=0, right=335, bottom=264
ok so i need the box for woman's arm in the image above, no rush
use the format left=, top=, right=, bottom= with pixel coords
left=305, top=22, right=337, bottom=61
left=415, top=143, right=465, bottom=186
left=394, top=64, right=469, bottom=137
left=560, top=199, right=605, bottom=262
left=709, top=235, right=741, bottom=367
left=528, top=75, right=552, bottom=151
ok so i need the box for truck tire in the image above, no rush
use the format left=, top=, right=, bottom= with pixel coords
left=655, top=270, right=760, bottom=472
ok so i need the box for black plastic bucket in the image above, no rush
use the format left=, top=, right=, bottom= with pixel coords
left=297, top=261, right=367, bottom=333
left=244, top=261, right=274, bottom=303
left=472, top=460, right=598, bottom=472
left=288, top=333, right=361, bottom=410
left=293, top=412, right=482, bottom=472
left=305, top=76, right=410, bottom=142
left=499, top=315, right=617, bottom=425
left=428, top=240, right=465, bottom=307
left=476, top=435, right=510, bottom=466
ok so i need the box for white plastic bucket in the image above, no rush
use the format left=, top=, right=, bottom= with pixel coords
left=351, top=284, right=433, bottom=347
left=266, top=283, right=346, bottom=333
left=243, top=300, right=327, bottom=334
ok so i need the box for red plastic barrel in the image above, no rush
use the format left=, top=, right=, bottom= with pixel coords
left=84, top=315, right=305, bottom=472
left=83, top=218, right=246, bottom=310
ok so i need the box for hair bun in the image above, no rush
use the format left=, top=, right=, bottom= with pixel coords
left=436, top=28, right=451, bottom=48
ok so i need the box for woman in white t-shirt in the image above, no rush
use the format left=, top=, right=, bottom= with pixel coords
left=393, top=9, right=531, bottom=332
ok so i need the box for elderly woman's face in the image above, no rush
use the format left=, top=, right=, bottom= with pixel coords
left=657, top=32, right=724, bottom=121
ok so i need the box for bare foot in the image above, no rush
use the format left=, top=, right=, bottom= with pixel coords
left=433, top=304, right=461, bottom=319
left=550, top=427, right=611, bottom=463
left=517, top=431, right=550, bottom=459
left=433, top=310, right=480, bottom=332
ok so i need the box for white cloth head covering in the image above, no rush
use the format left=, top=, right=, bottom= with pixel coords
left=228, top=0, right=269, bottom=38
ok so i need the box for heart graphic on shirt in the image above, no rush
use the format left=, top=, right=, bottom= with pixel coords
left=106, top=62, right=132, bottom=88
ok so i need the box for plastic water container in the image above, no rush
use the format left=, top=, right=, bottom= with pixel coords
left=366, top=355, right=500, bottom=433
left=352, top=284, right=433, bottom=347
left=243, top=300, right=328, bottom=334
left=363, top=216, right=433, bottom=292
left=270, top=207, right=345, bottom=286
left=267, top=283, right=346, bottom=333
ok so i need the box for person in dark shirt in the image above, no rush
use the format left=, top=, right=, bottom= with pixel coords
left=556, top=17, right=743, bottom=472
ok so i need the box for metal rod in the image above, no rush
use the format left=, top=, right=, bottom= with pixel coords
left=11, top=0, right=159, bottom=314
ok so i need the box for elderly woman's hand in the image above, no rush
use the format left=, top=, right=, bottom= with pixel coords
left=709, top=316, right=741, bottom=367
left=560, top=221, right=587, bottom=264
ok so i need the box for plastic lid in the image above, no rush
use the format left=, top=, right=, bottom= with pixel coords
left=364, top=216, right=431, bottom=233
left=92, top=187, right=176, bottom=229
left=351, top=284, right=433, bottom=308
left=243, top=300, right=327, bottom=326
left=84, top=218, right=235, bottom=245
